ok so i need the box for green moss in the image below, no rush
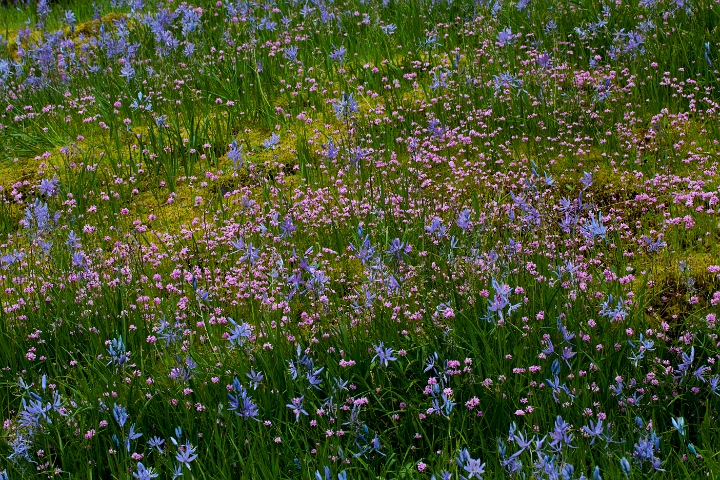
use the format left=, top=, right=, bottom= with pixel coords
left=640, top=252, right=720, bottom=334
left=589, top=168, right=646, bottom=222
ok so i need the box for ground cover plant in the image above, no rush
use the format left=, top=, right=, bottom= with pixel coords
left=1, top=0, right=720, bottom=477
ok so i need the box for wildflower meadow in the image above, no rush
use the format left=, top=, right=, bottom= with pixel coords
left=1, top=0, right=719, bottom=477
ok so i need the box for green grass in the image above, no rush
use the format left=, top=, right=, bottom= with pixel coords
left=1, top=0, right=720, bottom=478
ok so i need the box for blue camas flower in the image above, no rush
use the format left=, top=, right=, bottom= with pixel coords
left=175, top=441, right=198, bottom=470
left=372, top=342, right=397, bottom=367
left=333, top=92, right=359, bottom=121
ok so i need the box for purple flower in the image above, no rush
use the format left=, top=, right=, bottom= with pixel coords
left=246, top=369, right=264, bottom=390
left=583, top=419, right=604, bottom=444
left=38, top=177, right=59, bottom=196
left=496, top=27, right=517, bottom=46
left=372, top=342, right=397, bottom=367
left=329, top=45, right=346, bottom=64
left=228, top=381, right=260, bottom=421
left=119, top=60, right=135, bottom=81
left=284, top=45, right=299, bottom=62
left=425, top=217, right=446, bottom=236
left=148, top=436, right=165, bottom=452
left=262, top=133, right=280, bottom=149
left=227, top=318, right=251, bottom=348
left=333, top=92, right=359, bottom=121
left=124, top=424, right=143, bottom=452
left=280, top=216, right=296, bottom=238
left=322, top=137, right=339, bottom=159
left=113, top=403, right=128, bottom=427
left=386, top=238, right=410, bottom=261
left=493, top=72, right=523, bottom=91
left=286, top=396, right=308, bottom=422
left=175, top=441, right=198, bottom=469
left=536, top=53, right=551, bottom=69
left=133, top=463, right=158, bottom=480
left=306, top=367, right=324, bottom=390
left=456, top=448, right=485, bottom=479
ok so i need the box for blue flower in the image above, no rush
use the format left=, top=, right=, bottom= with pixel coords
left=306, top=367, right=324, bottom=390
left=148, top=436, right=165, bottom=452
left=262, top=133, right=280, bottom=149
left=671, top=416, right=686, bottom=438
left=133, top=462, right=159, bottom=479
left=333, top=92, right=359, bottom=121
left=284, top=45, right=299, bottom=62
left=246, top=369, right=264, bottom=390
left=372, top=342, right=397, bottom=367
left=227, top=318, right=252, bottom=348
left=286, top=396, right=308, bottom=422
left=580, top=212, right=607, bottom=242
left=582, top=419, right=604, bottom=444
left=329, top=45, right=346, bottom=64
left=710, top=376, right=720, bottom=396
left=175, top=441, right=198, bottom=469
left=120, top=60, right=135, bottom=81
left=228, top=381, right=260, bottom=421
left=641, top=235, right=666, bottom=252
left=38, top=177, right=59, bottom=196
left=227, top=140, right=243, bottom=170
left=464, top=458, right=486, bottom=478
left=619, top=457, right=631, bottom=477
left=456, top=209, right=471, bottom=230
left=496, top=27, right=517, bottom=46
left=280, top=216, right=296, bottom=238
left=676, top=347, right=695, bottom=377
left=493, top=72, right=523, bottom=92
left=113, top=403, right=128, bottom=428
left=239, top=243, right=260, bottom=265
left=386, top=238, right=410, bottom=261
left=125, top=424, right=143, bottom=452
left=322, top=137, right=339, bottom=159
left=107, top=336, right=129, bottom=367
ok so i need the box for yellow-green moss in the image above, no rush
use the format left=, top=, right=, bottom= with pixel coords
left=636, top=251, right=720, bottom=331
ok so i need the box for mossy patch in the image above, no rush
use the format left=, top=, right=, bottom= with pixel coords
left=640, top=252, right=720, bottom=337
